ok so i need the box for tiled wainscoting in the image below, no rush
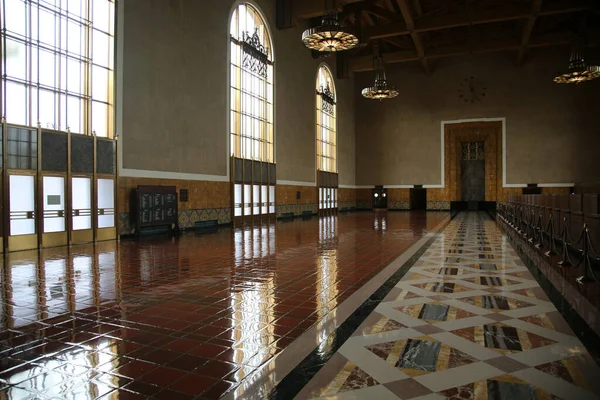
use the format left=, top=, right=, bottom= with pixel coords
left=275, top=203, right=318, bottom=218
left=389, top=201, right=410, bottom=210
left=118, top=208, right=232, bottom=235
left=339, top=201, right=357, bottom=210
left=427, top=201, right=451, bottom=211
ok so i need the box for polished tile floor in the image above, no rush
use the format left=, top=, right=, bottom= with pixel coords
left=295, top=213, right=600, bottom=400
left=0, top=211, right=447, bottom=399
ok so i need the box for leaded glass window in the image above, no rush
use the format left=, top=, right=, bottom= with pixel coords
left=317, top=65, right=337, bottom=173
left=1, top=0, right=115, bottom=137
left=230, top=3, right=274, bottom=163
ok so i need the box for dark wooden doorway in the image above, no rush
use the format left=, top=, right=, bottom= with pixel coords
left=410, top=188, right=427, bottom=210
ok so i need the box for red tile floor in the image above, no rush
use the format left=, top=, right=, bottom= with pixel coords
left=0, top=211, right=448, bottom=399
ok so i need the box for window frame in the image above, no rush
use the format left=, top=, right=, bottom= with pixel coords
left=0, top=0, right=115, bottom=138
left=316, top=64, right=337, bottom=174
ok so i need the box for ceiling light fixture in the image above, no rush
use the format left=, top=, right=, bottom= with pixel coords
left=361, top=56, right=399, bottom=100
left=302, top=0, right=359, bottom=52
left=553, top=50, right=600, bottom=84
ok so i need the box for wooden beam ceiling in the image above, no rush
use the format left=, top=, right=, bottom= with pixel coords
left=518, top=0, right=544, bottom=65
left=364, top=1, right=593, bottom=40
left=395, top=0, right=430, bottom=74
left=349, top=30, right=600, bottom=71
left=292, top=0, right=364, bottom=19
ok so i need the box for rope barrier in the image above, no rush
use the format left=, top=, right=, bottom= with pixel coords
left=500, top=202, right=599, bottom=284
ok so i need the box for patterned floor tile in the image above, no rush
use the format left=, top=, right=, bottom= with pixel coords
left=294, top=213, right=600, bottom=400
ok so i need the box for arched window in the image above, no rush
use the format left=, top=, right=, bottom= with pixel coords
left=316, top=65, right=338, bottom=212
left=1, top=0, right=115, bottom=137
left=316, top=65, right=336, bottom=173
left=230, top=3, right=275, bottom=222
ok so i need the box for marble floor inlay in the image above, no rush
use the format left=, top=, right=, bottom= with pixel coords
left=294, top=213, right=600, bottom=400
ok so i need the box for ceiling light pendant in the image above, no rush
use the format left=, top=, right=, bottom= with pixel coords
left=302, top=0, right=359, bottom=52
left=554, top=51, right=600, bottom=84
left=362, top=57, right=399, bottom=100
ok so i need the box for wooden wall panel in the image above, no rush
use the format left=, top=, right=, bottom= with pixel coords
left=276, top=185, right=317, bottom=205
left=338, top=188, right=356, bottom=203
left=388, top=188, right=410, bottom=202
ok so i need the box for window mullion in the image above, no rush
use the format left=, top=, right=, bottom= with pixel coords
left=84, top=0, right=92, bottom=135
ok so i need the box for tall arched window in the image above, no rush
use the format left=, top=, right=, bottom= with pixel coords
left=230, top=3, right=275, bottom=222
left=316, top=65, right=338, bottom=212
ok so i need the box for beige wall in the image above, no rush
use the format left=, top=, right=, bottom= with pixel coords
left=354, top=49, right=600, bottom=186
left=121, top=0, right=355, bottom=186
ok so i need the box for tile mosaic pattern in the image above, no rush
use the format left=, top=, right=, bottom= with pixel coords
left=356, top=201, right=372, bottom=210
left=388, top=201, right=410, bottom=210
left=0, top=212, right=448, bottom=399
left=297, top=213, right=600, bottom=400
left=427, top=201, right=451, bottom=211
left=338, top=201, right=357, bottom=210
left=275, top=203, right=318, bottom=218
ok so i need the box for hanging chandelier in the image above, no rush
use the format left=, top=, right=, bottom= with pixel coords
left=361, top=56, right=399, bottom=100
left=302, top=0, right=359, bottom=52
left=553, top=50, right=600, bottom=84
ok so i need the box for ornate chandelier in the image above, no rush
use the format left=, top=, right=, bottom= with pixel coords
left=302, top=0, right=359, bottom=52
left=553, top=50, right=600, bottom=84
left=361, top=56, right=399, bottom=100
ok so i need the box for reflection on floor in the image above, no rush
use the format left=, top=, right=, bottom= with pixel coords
left=296, top=213, right=600, bottom=400
left=0, top=211, right=447, bottom=399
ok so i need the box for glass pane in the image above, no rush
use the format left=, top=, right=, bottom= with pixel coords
left=92, top=29, right=110, bottom=67
left=43, top=176, right=66, bottom=233
left=67, top=21, right=83, bottom=55
left=243, top=184, right=251, bottom=215
left=5, top=0, right=27, bottom=35
left=92, top=65, right=109, bottom=102
left=39, top=8, right=57, bottom=48
left=6, top=82, right=27, bottom=125
left=68, top=0, right=84, bottom=18
left=5, top=39, right=26, bottom=80
left=10, top=175, right=36, bottom=236
left=93, top=0, right=110, bottom=32
left=67, top=95, right=83, bottom=133
left=97, top=178, right=114, bottom=228
left=234, top=184, right=242, bottom=217
left=72, top=177, right=91, bottom=230
left=261, top=185, right=267, bottom=214
left=67, top=58, right=83, bottom=95
left=269, top=185, right=275, bottom=214
left=253, top=185, right=260, bottom=215
left=39, top=90, right=56, bottom=130
left=92, top=101, right=108, bottom=137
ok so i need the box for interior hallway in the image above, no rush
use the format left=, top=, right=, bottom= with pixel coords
left=286, top=213, right=600, bottom=400
left=0, top=212, right=447, bottom=399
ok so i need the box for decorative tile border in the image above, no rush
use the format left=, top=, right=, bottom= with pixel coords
left=357, top=201, right=372, bottom=210
left=427, top=201, right=451, bottom=211
left=275, top=203, right=318, bottom=218
left=389, top=201, right=410, bottom=210
left=118, top=207, right=231, bottom=235
left=339, top=201, right=357, bottom=210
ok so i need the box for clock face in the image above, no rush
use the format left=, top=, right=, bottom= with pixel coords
left=458, top=76, right=487, bottom=103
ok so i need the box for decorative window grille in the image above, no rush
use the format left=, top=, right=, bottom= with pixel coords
left=230, top=4, right=274, bottom=163
left=316, top=65, right=337, bottom=173
left=461, top=142, right=485, bottom=160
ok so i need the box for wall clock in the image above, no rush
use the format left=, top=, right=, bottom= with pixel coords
left=458, top=76, right=487, bottom=103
